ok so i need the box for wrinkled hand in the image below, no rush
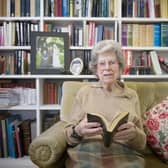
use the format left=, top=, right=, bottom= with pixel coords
left=113, top=122, right=137, bottom=142
left=75, top=117, right=103, bottom=137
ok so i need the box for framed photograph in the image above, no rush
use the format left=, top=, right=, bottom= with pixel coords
left=70, top=57, right=83, bottom=75
left=31, top=31, right=70, bottom=74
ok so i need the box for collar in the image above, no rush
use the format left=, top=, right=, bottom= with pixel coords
left=90, top=81, right=133, bottom=99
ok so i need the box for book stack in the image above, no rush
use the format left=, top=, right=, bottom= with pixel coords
left=0, top=88, right=19, bottom=107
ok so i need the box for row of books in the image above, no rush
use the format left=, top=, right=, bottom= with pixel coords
left=0, top=80, right=36, bottom=106
left=44, top=0, right=117, bottom=17
left=122, top=23, right=168, bottom=47
left=44, top=22, right=115, bottom=47
left=71, top=50, right=168, bottom=76
left=123, top=50, right=152, bottom=67
left=0, top=87, right=36, bottom=106
left=43, top=81, right=62, bottom=104
left=42, top=112, right=60, bottom=131
left=0, top=88, right=19, bottom=107
left=0, top=50, right=91, bottom=76
left=122, top=0, right=168, bottom=18
left=0, top=21, right=39, bottom=46
left=0, top=0, right=40, bottom=17
left=0, top=79, right=35, bottom=88
left=122, top=50, right=167, bottom=75
left=0, top=112, right=36, bottom=158
left=0, top=51, right=30, bottom=75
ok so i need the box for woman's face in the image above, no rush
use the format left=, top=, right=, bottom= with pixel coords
left=96, top=52, right=120, bottom=86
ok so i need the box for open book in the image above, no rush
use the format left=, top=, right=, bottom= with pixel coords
left=87, top=111, right=129, bottom=147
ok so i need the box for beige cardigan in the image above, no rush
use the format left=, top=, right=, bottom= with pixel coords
left=63, top=81, right=146, bottom=150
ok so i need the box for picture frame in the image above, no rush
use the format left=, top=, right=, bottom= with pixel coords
left=31, top=31, right=70, bottom=74
left=70, top=57, right=83, bottom=75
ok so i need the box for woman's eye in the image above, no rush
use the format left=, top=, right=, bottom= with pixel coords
left=110, top=61, right=116, bottom=64
left=99, top=62, right=105, bottom=65
left=110, top=61, right=117, bottom=65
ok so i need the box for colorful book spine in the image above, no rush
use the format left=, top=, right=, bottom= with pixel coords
left=161, top=23, right=167, bottom=47
left=154, top=23, right=161, bottom=47
left=62, top=0, right=69, bottom=16
left=122, top=24, right=127, bottom=46
left=35, top=0, right=40, bottom=16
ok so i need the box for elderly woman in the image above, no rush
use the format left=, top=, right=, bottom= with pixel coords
left=64, top=40, right=146, bottom=168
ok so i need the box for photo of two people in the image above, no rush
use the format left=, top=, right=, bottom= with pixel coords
left=36, top=36, right=64, bottom=69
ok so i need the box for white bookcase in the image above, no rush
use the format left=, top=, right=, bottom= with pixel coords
left=0, top=0, right=168, bottom=167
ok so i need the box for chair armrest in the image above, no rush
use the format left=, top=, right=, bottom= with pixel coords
left=29, top=121, right=67, bottom=168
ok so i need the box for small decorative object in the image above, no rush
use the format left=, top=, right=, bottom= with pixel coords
left=31, top=32, right=70, bottom=74
left=70, top=58, right=83, bottom=75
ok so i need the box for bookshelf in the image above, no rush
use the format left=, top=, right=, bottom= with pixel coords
left=0, top=0, right=168, bottom=167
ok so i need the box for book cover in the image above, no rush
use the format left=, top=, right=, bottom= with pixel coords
left=150, top=51, right=162, bottom=75
left=30, top=0, right=35, bottom=16
left=20, top=119, right=31, bottom=155
left=25, top=0, right=30, bottom=16
left=132, top=24, right=139, bottom=46
left=35, top=0, right=40, bottom=16
left=14, top=120, right=24, bottom=158
left=161, top=23, right=167, bottom=47
left=5, top=115, right=20, bottom=157
left=1, top=119, right=8, bottom=157
left=122, top=24, right=127, bottom=46
left=8, top=119, right=20, bottom=158
left=54, top=0, right=62, bottom=16
left=0, top=112, right=10, bottom=157
left=146, top=24, right=154, bottom=47
left=10, top=0, right=15, bottom=17
left=20, top=0, right=25, bottom=16
left=87, top=111, right=129, bottom=147
left=62, top=0, right=69, bottom=16
left=126, top=0, right=133, bottom=17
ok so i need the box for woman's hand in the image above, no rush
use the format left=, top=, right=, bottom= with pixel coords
left=75, top=117, right=103, bottom=137
left=113, top=122, right=137, bottom=142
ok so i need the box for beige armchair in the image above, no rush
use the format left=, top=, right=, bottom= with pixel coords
left=29, top=81, right=168, bottom=168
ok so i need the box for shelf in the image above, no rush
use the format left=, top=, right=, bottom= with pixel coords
left=40, top=104, right=61, bottom=110
left=0, top=46, right=31, bottom=50
left=0, top=16, right=40, bottom=21
left=0, top=75, right=37, bottom=79
left=43, top=17, right=118, bottom=22
left=122, top=46, right=168, bottom=51
left=70, top=46, right=93, bottom=50
left=0, top=105, right=37, bottom=110
left=121, top=17, right=168, bottom=23
left=121, top=75, right=168, bottom=80
left=1, top=74, right=168, bottom=80
left=0, top=74, right=96, bottom=79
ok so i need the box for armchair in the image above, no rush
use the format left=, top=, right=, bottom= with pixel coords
left=29, top=81, right=168, bottom=168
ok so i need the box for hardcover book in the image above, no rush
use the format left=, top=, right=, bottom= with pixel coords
left=150, top=51, right=162, bottom=75
left=87, top=111, right=129, bottom=147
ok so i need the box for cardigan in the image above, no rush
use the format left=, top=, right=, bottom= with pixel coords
left=63, top=81, right=146, bottom=150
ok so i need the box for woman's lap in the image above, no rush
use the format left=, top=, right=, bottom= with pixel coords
left=65, top=140, right=145, bottom=168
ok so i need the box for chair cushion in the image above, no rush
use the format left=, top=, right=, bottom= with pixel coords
left=144, top=97, right=168, bottom=163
